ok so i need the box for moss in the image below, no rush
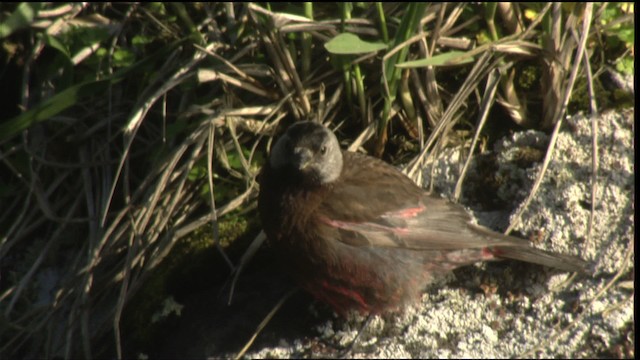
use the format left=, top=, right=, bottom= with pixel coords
left=122, top=213, right=251, bottom=351
left=510, top=146, right=544, bottom=168
left=516, top=64, right=541, bottom=92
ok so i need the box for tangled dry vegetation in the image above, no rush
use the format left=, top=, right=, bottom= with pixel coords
left=0, top=3, right=633, bottom=358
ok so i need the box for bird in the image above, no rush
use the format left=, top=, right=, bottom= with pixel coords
left=258, top=121, right=586, bottom=316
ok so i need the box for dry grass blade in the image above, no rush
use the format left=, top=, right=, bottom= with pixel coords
left=228, top=231, right=266, bottom=305
left=234, top=288, right=298, bottom=360
left=405, top=51, right=499, bottom=181
left=419, top=59, right=443, bottom=129
left=581, top=37, right=600, bottom=259
left=113, top=232, right=134, bottom=360
left=0, top=190, right=39, bottom=263
left=540, top=3, right=591, bottom=129
left=174, top=184, right=257, bottom=240
left=381, top=31, right=431, bottom=100
left=247, top=3, right=311, bottom=28
left=453, top=68, right=501, bottom=201
left=506, top=3, right=594, bottom=234
left=505, top=117, right=563, bottom=236
left=248, top=7, right=311, bottom=118
left=2, top=197, right=82, bottom=354
left=497, top=2, right=523, bottom=34
left=198, top=69, right=275, bottom=99
left=438, top=3, right=465, bottom=36
left=496, top=68, right=528, bottom=126
left=492, top=40, right=541, bottom=56
left=101, top=43, right=214, bottom=226
left=207, top=122, right=233, bottom=270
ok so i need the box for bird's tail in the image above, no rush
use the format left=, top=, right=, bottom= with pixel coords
left=491, top=245, right=588, bottom=273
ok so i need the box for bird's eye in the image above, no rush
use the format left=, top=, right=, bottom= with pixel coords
left=320, top=145, right=327, bottom=155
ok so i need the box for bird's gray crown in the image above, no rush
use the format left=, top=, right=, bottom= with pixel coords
left=269, top=121, right=343, bottom=184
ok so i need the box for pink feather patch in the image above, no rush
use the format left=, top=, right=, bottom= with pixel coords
left=386, top=204, right=426, bottom=218
left=319, top=216, right=411, bottom=235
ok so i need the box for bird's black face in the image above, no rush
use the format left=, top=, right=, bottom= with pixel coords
left=269, top=122, right=343, bottom=185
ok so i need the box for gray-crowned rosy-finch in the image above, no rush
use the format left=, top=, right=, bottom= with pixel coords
left=258, top=121, right=586, bottom=315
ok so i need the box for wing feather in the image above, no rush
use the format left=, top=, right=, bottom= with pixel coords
left=317, top=151, right=528, bottom=250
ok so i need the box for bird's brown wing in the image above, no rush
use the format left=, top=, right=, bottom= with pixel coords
left=317, top=151, right=527, bottom=250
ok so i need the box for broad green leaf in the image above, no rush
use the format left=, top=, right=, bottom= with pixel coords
left=188, top=163, right=207, bottom=181
left=41, top=33, right=71, bottom=59
left=324, top=33, right=386, bottom=55
left=616, top=57, right=634, bottom=75
left=113, top=48, right=135, bottom=67
left=396, top=51, right=474, bottom=68
left=132, top=34, right=153, bottom=46
left=0, top=39, right=185, bottom=142
left=0, top=79, right=114, bottom=141
left=616, top=28, right=634, bottom=44
left=0, top=3, right=42, bottom=38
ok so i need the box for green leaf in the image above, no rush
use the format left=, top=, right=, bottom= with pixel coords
left=616, top=27, right=634, bottom=44
left=0, top=79, right=114, bottom=141
left=188, top=163, right=207, bottom=181
left=132, top=34, right=153, bottom=46
left=324, top=33, right=387, bottom=55
left=616, top=57, right=634, bottom=75
left=0, top=39, right=185, bottom=142
left=165, top=120, right=188, bottom=139
left=113, top=48, right=135, bottom=67
left=41, top=33, right=71, bottom=59
left=396, top=51, right=475, bottom=68
left=0, top=3, right=42, bottom=38
left=227, top=148, right=251, bottom=171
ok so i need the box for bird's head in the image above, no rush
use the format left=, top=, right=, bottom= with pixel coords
left=269, top=121, right=343, bottom=185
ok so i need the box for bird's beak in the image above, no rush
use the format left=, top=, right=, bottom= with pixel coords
left=293, top=147, right=313, bottom=170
